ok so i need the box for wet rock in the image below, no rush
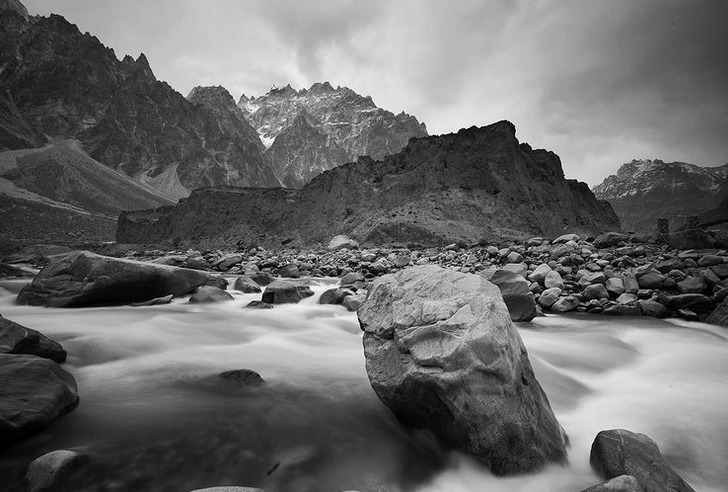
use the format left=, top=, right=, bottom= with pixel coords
left=250, top=271, right=275, bottom=286
left=603, top=304, right=641, bottom=316
left=216, top=254, right=243, bottom=271
left=189, top=286, right=234, bottom=303
left=0, top=354, right=79, bottom=446
left=637, top=273, right=664, bottom=290
left=710, top=263, right=728, bottom=279
left=551, top=296, right=580, bottom=313
left=590, top=429, right=696, bottom=492
left=488, top=270, right=537, bottom=322
left=205, top=276, right=229, bottom=290
left=319, top=288, right=353, bottom=305
left=605, top=277, right=625, bottom=297
left=538, top=287, right=562, bottom=308
left=553, top=233, right=580, bottom=244
left=676, top=276, right=706, bottom=294
left=358, top=265, right=567, bottom=475
left=0, top=262, right=34, bottom=278
left=637, top=300, right=669, bottom=318
left=579, top=475, right=644, bottom=492
left=246, top=300, right=274, bottom=309
left=234, top=276, right=262, bottom=293
left=584, top=284, right=609, bottom=301
left=262, top=280, right=314, bottom=304
left=328, top=235, right=359, bottom=250
left=17, top=251, right=209, bottom=307
left=131, top=294, right=174, bottom=306
left=341, top=293, right=366, bottom=312
left=278, top=264, right=301, bottom=278
left=706, top=295, right=728, bottom=326
left=0, top=315, right=66, bottom=363
left=669, top=294, right=713, bottom=313
left=25, top=449, right=89, bottom=492
left=218, top=369, right=264, bottom=387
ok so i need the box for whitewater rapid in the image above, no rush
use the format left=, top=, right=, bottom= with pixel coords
left=0, top=278, right=726, bottom=492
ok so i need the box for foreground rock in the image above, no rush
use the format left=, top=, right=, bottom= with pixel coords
left=17, top=251, right=210, bottom=307
left=358, top=265, right=568, bottom=475
left=590, top=429, right=696, bottom=492
left=0, top=315, right=67, bottom=363
left=261, top=280, right=314, bottom=304
left=25, top=449, right=89, bottom=492
left=0, top=354, right=79, bottom=446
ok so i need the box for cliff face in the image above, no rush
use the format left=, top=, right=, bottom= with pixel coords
left=0, top=7, right=279, bottom=199
left=118, top=121, right=619, bottom=248
left=593, top=159, right=728, bottom=232
left=238, top=82, right=428, bottom=188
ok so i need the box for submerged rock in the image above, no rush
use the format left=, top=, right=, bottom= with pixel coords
left=25, top=449, right=89, bottom=492
left=0, top=354, right=79, bottom=446
left=358, top=265, right=568, bottom=475
left=590, top=429, right=696, bottom=492
left=0, top=315, right=67, bottom=363
left=17, top=251, right=210, bottom=307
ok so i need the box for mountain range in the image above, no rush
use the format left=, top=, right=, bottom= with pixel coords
left=593, top=159, right=728, bottom=233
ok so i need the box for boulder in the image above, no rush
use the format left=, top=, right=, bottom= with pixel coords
left=218, top=369, right=265, bottom=387
left=205, top=275, right=229, bottom=290
left=553, top=233, right=580, bottom=244
left=590, top=429, right=696, bottom=492
left=216, top=253, right=242, bottom=271
left=676, top=276, right=706, bottom=294
left=261, top=280, right=314, bottom=304
left=705, top=296, right=728, bottom=327
left=488, top=270, right=537, bottom=322
left=0, top=262, right=34, bottom=278
left=278, top=264, right=301, bottom=279
left=697, top=255, right=723, bottom=267
left=584, top=284, right=610, bottom=301
left=16, top=251, right=210, bottom=307
left=25, top=449, right=89, bottom=492
left=637, top=300, right=670, bottom=318
left=579, top=475, right=644, bottom=492
left=506, top=251, right=523, bottom=263
left=340, top=272, right=365, bottom=286
left=551, top=296, right=580, bottom=313
left=538, top=287, right=562, bottom=308
left=250, top=271, right=275, bottom=286
left=528, top=263, right=552, bottom=284
left=605, top=277, right=625, bottom=297
left=327, top=235, right=359, bottom=250
left=188, top=286, right=234, bottom=303
left=233, top=276, right=261, bottom=293
left=637, top=273, right=664, bottom=290
left=616, top=293, right=638, bottom=305
left=0, top=354, right=79, bottom=446
left=544, top=270, right=564, bottom=290
left=0, top=315, right=66, bottom=363
left=245, top=300, right=274, bottom=309
left=669, top=294, right=713, bottom=313
left=341, top=293, right=366, bottom=312
left=319, top=288, right=353, bottom=305
left=500, top=262, right=528, bottom=279
left=594, top=232, right=630, bottom=248
left=358, top=265, right=567, bottom=475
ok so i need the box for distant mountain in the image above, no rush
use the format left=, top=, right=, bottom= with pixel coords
left=118, top=120, right=619, bottom=248
left=0, top=1, right=279, bottom=200
left=237, top=82, right=428, bottom=188
left=593, top=159, right=728, bottom=232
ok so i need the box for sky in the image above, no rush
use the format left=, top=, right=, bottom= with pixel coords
left=23, top=0, right=728, bottom=186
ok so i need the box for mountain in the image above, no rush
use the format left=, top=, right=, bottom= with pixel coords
left=0, top=1, right=279, bottom=200
left=117, top=120, right=619, bottom=248
left=237, top=82, right=428, bottom=188
left=593, top=159, right=728, bottom=233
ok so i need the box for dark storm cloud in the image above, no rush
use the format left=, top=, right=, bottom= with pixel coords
left=21, top=0, right=728, bottom=185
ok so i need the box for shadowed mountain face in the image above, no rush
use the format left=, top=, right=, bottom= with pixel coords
left=593, top=159, right=728, bottom=233
left=0, top=5, right=279, bottom=200
left=118, top=120, right=619, bottom=248
left=237, top=82, right=428, bottom=188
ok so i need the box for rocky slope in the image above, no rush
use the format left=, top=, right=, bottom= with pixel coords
left=237, top=82, right=428, bottom=188
left=0, top=2, right=279, bottom=199
left=117, top=120, right=619, bottom=248
left=593, top=159, right=728, bottom=233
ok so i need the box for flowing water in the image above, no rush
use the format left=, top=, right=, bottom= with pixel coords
left=1, top=279, right=727, bottom=492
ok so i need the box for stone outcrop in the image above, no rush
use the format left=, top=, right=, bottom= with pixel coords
left=117, top=120, right=619, bottom=248
left=0, top=354, right=79, bottom=446
left=17, top=251, right=210, bottom=307
left=358, top=265, right=568, bottom=475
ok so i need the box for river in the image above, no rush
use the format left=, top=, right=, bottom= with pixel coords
left=0, top=279, right=726, bottom=492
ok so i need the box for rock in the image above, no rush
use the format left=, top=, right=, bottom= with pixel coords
left=233, top=276, right=261, bottom=293
left=216, top=254, right=243, bottom=271
left=206, top=275, right=229, bottom=290
left=184, top=256, right=210, bottom=270
left=246, top=300, right=274, bottom=309
left=278, top=264, right=301, bottom=278
left=358, top=265, right=567, bottom=475
left=605, top=277, right=625, bottom=297
left=616, top=293, right=638, bottom=305
left=552, top=233, right=580, bottom=244
left=551, top=296, right=580, bottom=312
left=668, top=294, right=713, bottom=313
left=0, top=262, right=34, bottom=278
left=637, top=300, right=670, bottom=318
left=590, top=429, right=696, bottom=492
left=710, top=263, right=728, bottom=279
left=603, top=304, right=641, bottom=316
left=0, top=316, right=66, bottom=363
left=319, top=288, right=353, bottom=305
left=697, top=254, right=723, bottom=267
left=500, top=262, right=528, bottom=279
left=636, top=273, right=664, bottom=290
left=150, top=255, right=187, bottom=267
left=189, top=286, right=234, bottom=303
left=676, top=276, right=706, bottom=294
left=131, top=294, right=174, bottom=306
left=250, top=271, right=275, bottom=286
left=188, top=487, right=263, bottom=492
left=677, top=308, right=699, bottom=321
left=506, top=251, right=523, bottom=263
left=218, top=369, right=264, bottom=387
left=544, top=270, right=564, bottom=290
left=528, top=263, right=552, bottom=284
left=623, top=275, right=639, bottom=294
left=584, top=284, right=610, bottom=301
left=16, top=251, right=210, bottom=307
left=341, top=293, right=365, bottom=312
left=340, top=272, right=365, bottom=286
left=594, top=232, right=630, bottom=248
left=261, top=280, right=314, bottom=304
left=579, top=475, right=644, bottom=492
left=327, top=235, right=359, bottom=250
left=539, top=287, right=562, bottom=308
left=0, top=354, right=79, bottom=446
left=700, top=268, right=720, bottom=286
left=25, top=449, right=89, bottom=492
left=488, top=270, right=537, bottom=322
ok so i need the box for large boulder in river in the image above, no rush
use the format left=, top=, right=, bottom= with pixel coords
left=0, top=354, right=79, bottom=446
left=358, top=265, right=568, bottom=475
left=486, top=269, right=537, bottom=322
left=590, top=429, right=696, bottom=492
left=261, top=280, right=314, bottom=304
left=16, top=251, right=210, bottom=307
left=0, top=315, right=67, bottom=363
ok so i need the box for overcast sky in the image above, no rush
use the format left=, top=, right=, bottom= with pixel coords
left=24, top=0, right=728, bottom=186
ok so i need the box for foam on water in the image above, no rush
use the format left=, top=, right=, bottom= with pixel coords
left=1, top=281, right=726, bottom=492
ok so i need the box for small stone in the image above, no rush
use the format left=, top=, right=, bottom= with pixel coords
left=551, top=296, right=580, bottom=312
left=528, top=264, right=552, bottom=284
left=218, top=369, right=264, bottom=387
left=506, top=251, right=523, bottom=263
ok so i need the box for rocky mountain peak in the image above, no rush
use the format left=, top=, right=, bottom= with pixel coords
left=187, top=85, right=236, bottom=106
left=0, top=0, right=28, bottom=22
left=134, top=52, right=155, bottom=80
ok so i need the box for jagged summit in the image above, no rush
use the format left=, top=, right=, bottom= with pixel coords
left=593, top=159, right=728, bottom=232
